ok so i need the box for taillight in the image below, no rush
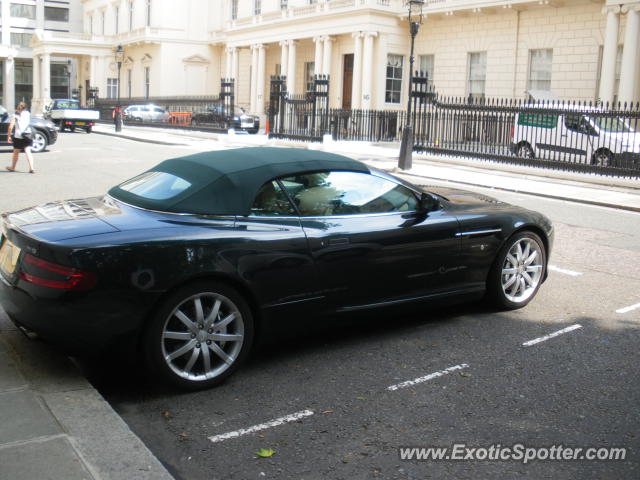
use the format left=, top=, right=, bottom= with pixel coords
left=19, top=254, right=96, bottom=290
left=510, top=124, right=514, bottom=138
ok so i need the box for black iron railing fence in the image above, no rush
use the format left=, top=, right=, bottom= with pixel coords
left=91, top=74, right=640, bottom=178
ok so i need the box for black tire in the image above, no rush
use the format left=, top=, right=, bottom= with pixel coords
left=143, top=281, right=254, bottom=390
left=69, top=126, right=76, bottom=133
left=516, top=143, right=534, bottom=159
left=85, top=126, right=92, bottom=133
left=591, top=149, right=614, bottom=167
left=30, top=130, right=48, bottom=153
left=487, top=231, right=546, bottom=310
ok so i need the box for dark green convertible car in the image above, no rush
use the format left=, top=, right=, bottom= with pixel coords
left=0, top=148, right=553, bottom=389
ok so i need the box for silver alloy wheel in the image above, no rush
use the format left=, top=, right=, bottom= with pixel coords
left=592, top=150, right=612, bottom=167
left=500, top=237, right=544, bottom=303
left=31, top=131, right=47, bottom=153
left=160, top=292, right=245, bottom=382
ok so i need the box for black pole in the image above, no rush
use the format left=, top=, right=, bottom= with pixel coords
left=115, top=46, right=123, bottom=132
left=398, top=12, right=421, bottom=170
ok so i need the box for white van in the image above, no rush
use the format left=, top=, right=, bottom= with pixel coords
left=511, top=106, right=639, bottom=168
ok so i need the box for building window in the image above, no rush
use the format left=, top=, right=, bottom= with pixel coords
left=467, top=51, right=486, bottom=100
left=127, top=69, right=132, bottom=97
left=144, top=66, right=150, bottom=98
left=115, top=7, right=119, bottom=33
left=129, top=1, right=134, bottom=30
left=15, top=60, right=33, bottom=105
left=107, top=78, right=118, bottom=99
left=275, top=63, right=281, bottom=76
left=45, top=7, right=69, bottom=22
left=385, top=54, right=403, bottom=104
left=281, top=0, right=288, bottom=9
left=231, top=0, right=238, bottom=20
left=51, top=64, right=69, bottom=98
left=10, top=4, right=35, bottom=19
left=100, top=11, right=105, bottom=34
left=254, top=0, right=261, bottom=15
left=418, top=54, right=434, bottom=84
left=10, top=32, right=32, bottom=48
left=146, top=0, right=151, bottom=26
left=88, top=14, right=93, bottom=34
left=528, top=49, right=552, bottom=92
left=11, top=3, right=36, bottom=20
left=305, top=61, right=315, bottom=91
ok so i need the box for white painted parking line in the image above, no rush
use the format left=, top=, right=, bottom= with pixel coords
left=616, top=303, right=640, bottom=314
left=208, top=410, right=314, bottom=443
left=548, top=265, right=583, bottom=277
left=387, top=364, right=469, bottom=391
left=522, top=324, right=583, bottom=347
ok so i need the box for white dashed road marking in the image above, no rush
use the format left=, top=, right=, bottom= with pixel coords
left=548, top=265, right=583, bottom=277
left=208, top=410, right=314, bottom=443
left=616, top=303, right=640, bottom=314
left=522, top=324, right=583, bottom=347
left=387, top=364, right=469, bottom=391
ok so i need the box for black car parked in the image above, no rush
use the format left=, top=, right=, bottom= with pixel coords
left=0, top=148, right=553, bottom=390
left=0, top=105, right=58, bottom=153
left=191, top=105, right=260, bottom=133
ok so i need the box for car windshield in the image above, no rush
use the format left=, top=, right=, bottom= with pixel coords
left=118, top=172, right=192, bottom=200
left=591, top=116, right=632, bottom=133
left=55, top=100, right=80, bottom=109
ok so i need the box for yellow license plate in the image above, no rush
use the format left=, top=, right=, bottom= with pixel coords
left=0, top=237, right=21, bottom=275
left=76, top=122, right=86, bottom=126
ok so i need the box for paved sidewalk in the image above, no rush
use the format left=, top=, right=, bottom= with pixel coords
left=94, top=123, right=640, bottom=212
left=0, top=310, right=174, bottom=480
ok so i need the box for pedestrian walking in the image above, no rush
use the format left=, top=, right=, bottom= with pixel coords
left=6, top=102, right=35, bottom=173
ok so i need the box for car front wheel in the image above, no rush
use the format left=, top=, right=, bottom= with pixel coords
left=487, top=231, right=546, bottom=310
left=143, top=281, right=254, bottom=390
left=30, top=131, right=48, bottom=153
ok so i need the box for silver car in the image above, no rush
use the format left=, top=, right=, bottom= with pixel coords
left=123, top=104, right=170, bottom=123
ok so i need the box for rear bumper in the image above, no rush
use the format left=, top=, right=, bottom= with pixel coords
left=0, top=276, right=157, bottom=355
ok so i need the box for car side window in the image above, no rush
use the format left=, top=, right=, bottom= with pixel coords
left=280, top=171, right=418, bottom=217
left=250, top=181, right=296, bottom=216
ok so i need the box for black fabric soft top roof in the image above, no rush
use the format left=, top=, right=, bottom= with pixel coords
left=108, top=147, right=370, bottom=215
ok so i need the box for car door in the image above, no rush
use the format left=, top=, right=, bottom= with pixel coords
left=234, top=180, right=324, bottom=318
left=561, top=114, right=594, bottom=164
left=280, top=170, right=461, bottom=311
left=0, top=105, right=10, bottom=146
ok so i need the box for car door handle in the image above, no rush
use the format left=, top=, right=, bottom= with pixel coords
left=328, top=238, right=349, bottom=246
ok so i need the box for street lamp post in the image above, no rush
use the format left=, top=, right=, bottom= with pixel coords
left=66, top=60, right=72, bottom=99
left=115, top=45, right=124, bottom=132
left=398, top=0, right=424, bottom=170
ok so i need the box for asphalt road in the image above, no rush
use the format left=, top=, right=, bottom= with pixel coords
left=2, top=132, right=639, bottom=480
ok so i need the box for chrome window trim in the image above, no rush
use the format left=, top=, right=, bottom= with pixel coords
left=455, top=228, right=502, bottom=237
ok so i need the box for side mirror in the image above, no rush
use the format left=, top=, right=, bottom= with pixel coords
left=418, top=192, right=439, bottom=212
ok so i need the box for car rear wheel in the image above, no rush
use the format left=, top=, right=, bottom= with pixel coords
left=30, top=131, right=48, bottom=153
left=591, top=149, right=614, bottom=167
left=516, top=143, right=534, bottom=159
left=143, top=281, right=254, bottom=390
left=487, top=231, right=546, bottom=310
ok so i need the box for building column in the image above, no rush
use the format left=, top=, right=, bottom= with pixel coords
left=280, top=40, right=289, bottom=79
left=256, top=44, right=266, bottom=114
left=599, top=6, right=620, bottom=104
left=619, top=5, right=640, bottom=104
left=250, top=44, right=259, bottom=112
left=361, top=32, right=377, bottom=109
left=232, top=48, right=239, bottom=84
left=4, top=56, right=15, bottom=112
left=313, top=36, right=324, bottom=77
left=322, top=36, right=333, bottom=76
left=351, top=32, right=363, bottom=109
left=225, top=47, right=235, bottom=79
left=32, top=55, right=41, bottom=113
left=42, top=53, right=52, bottom=106
left=89, top=55, right=96, bottom=87
left=287, top=40, right=297, bottom=93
